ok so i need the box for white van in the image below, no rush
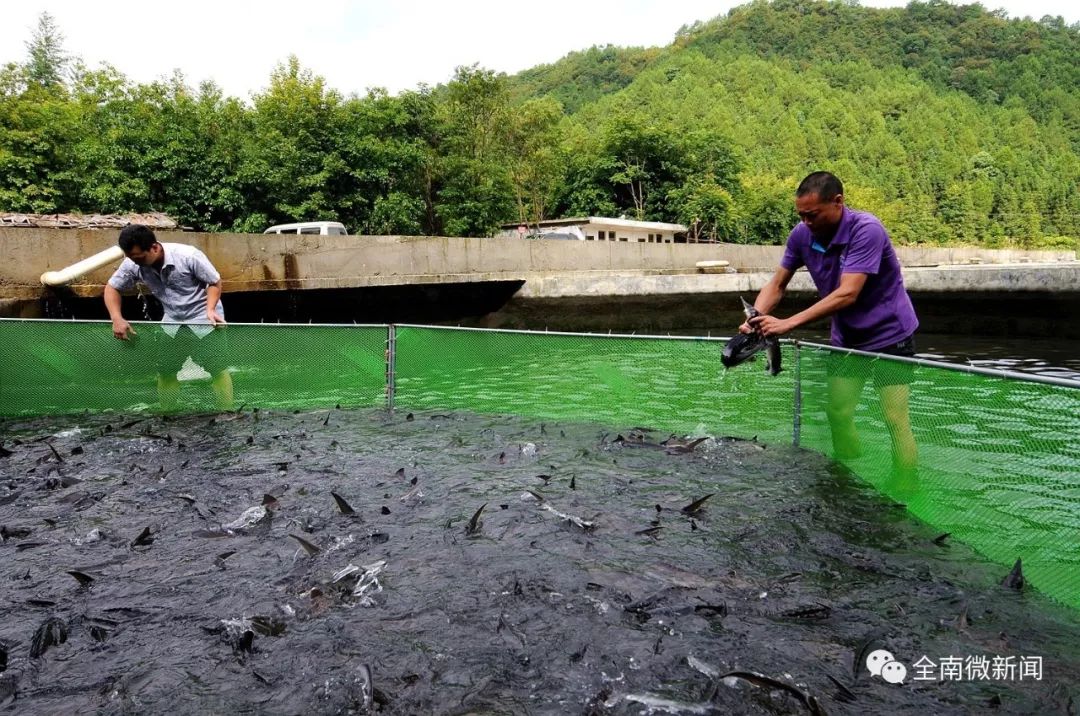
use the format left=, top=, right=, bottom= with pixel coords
left=263, top=221, right=348, bottom=236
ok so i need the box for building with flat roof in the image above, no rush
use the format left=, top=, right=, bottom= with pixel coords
left=497, top=217, right=687, bottom=243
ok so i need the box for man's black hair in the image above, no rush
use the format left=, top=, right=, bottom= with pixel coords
left=796, top=171, right=844, bottom=201
left=118, top=224, right=157, bottom=252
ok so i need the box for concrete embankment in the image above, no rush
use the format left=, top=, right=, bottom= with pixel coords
left=1, top=229, right=1075, bottom=319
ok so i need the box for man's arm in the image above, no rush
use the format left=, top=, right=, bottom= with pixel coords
left=104, top=284, right=136, bottom=340
left=206, top=281, right=226, bottom=325
left=752, top=272, right=867, bottom=337
left=739, top=267, right=795, bottom=334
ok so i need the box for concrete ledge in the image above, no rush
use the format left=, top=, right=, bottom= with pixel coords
left=696, top=260, right=732, bottom=274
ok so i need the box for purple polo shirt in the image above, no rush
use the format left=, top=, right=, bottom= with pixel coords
left=780, top=207, right=918, bottom=350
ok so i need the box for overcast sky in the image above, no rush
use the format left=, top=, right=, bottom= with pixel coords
left=7, top=0, right=1078, bottom=100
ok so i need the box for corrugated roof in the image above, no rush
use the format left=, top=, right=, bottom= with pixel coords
left=0, top=212, right=179, bottom=229
left=501, top=216, right=687, bottom=232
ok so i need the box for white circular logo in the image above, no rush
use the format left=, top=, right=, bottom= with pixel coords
left=881, top=661, right=907, bottom=684
left=865, top=649, right=895, bottom=677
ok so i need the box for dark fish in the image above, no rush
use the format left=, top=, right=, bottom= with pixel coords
left=30, top=617, right=68, bottom=658
left=289, top=533, right=321, bottom=557
left=131, top=526, right=154, bottom=548
left=1, top=526, right=32, bottom=541
left=465, top=504, right=486, bottom=536
left=681, top=494, right=714, bottom=515
left=825, top=673, right=857, bottom=703
left=665, top=437, right=709, bottom=455
left=852, top=626, right=891, bottom=679
left=612, top=434, right=664, bottom=449
left=214, top=551, right=236, bottom=569
left=405, top=413, right=414, bottom=422
left=780, top=603, right=832, bottom=620
left=26, top=599, right=57, bottom=608
left=194, top=529, right=234, bottom=539
left=0, top=445, right=12, bottom=458
left=44, top=441, right=65, bottom=463
left=249, top=616, right=287, bottom=637
left=89, top=626, right=109, bottom=642
left=67, top=570, right=95, bottom=587
left=174, top=493, right=215, bottom=520
left=954, top=604, right=972, bottom=635
left=261, top=493, right=280, bottom=509
left=322, top=411, right=331, bottom=426
left=380, top=506, right=391, bottom=515
left=331, top=491, right=356, bottom=515
left=569, top=475, right=577, bottom=490
left=933, top=532, right=951, bottom=546
left=718, top=671, right=825, bottom=716
left=70, top=445, right=84, bottom=456
left=721, top=297, right=782, bottom=375
left=1002, top=558, right=1024, bottom=590
left=394, top=468, right=406, bottom=479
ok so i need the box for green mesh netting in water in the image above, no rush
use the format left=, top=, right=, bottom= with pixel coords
left=1, top=319, right=1077, bottom=611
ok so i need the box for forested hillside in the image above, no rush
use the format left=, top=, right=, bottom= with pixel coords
left=1, top=2, right=1077, bottom=247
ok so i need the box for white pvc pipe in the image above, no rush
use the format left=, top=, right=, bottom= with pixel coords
left=40, top=245, right=124, bottom=286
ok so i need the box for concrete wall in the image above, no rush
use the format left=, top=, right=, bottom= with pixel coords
left=2, top=230, right=742, bottom=299
left=2, top=228, right=1075, bottom=305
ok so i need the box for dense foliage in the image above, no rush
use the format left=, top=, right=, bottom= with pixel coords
left=1, top=3, right=1077, bottom=247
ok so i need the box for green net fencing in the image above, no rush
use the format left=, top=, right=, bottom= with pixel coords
left=392, top=325, right=794, bottom=443
left=796, top=341, right=1080, bottom=613
left=1, top=320, right=1077, bottom=611
left=0, top=320, right=388, bottom=414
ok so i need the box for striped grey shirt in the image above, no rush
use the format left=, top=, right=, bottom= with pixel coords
left=108, top=243, right=224, bottom=334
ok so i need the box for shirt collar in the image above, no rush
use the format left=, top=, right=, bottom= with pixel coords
left=810, top=207, right=851, bottom=253
left=158, top=244, right=177, bottom=271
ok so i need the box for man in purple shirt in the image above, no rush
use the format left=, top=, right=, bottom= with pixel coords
left=742, top=171, right=918, bottom=478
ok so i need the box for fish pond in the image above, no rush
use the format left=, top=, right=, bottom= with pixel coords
left=1, top=407, right=1079, bottom=715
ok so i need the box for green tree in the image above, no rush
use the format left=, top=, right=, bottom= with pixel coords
left=433, top=65, right=515, bottom=236
left=668, top=177, right=739, bottom=241
left=505, top=97, right=567, bottom=224
left=24, top=12, right=68, bottom=89
left=246, top=56, right=347, bottom=225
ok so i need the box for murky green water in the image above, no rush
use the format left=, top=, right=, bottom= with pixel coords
left=1, top=407, right=1078, bottom=714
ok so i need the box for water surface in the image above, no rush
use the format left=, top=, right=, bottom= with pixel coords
left=1, top=408, right=1078, bottom=714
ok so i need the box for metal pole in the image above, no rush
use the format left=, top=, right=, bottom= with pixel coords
left=792, top=341, right=802, bottom=447
left=386, top=324, right=396, bottom=414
